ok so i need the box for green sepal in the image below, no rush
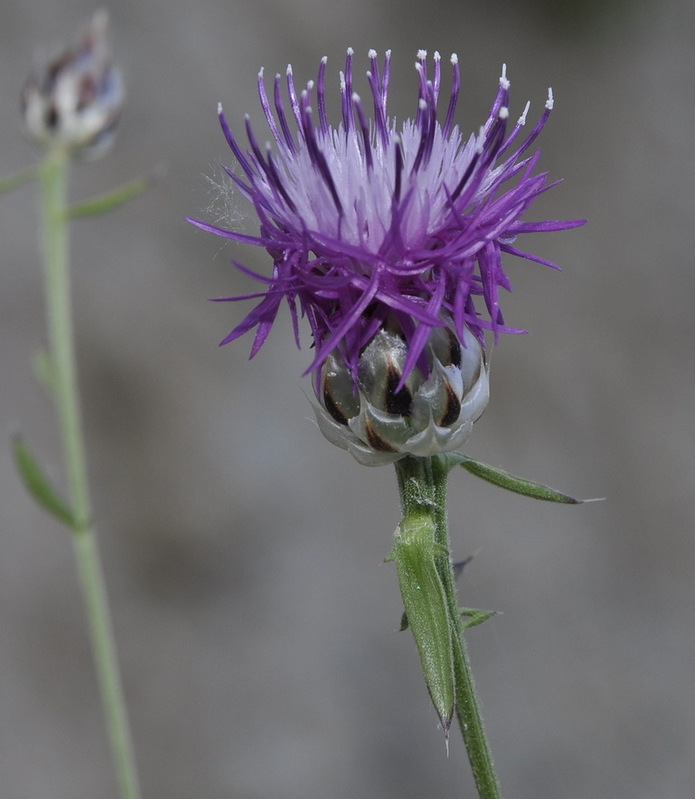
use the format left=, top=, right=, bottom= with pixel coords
left=12, top=436, right=77, bottom=527
left=443, top=453, right=584, bottom=504
left=388, top=514, right=455, bottom=732
left=67, top=175, right=150, bottom=218
left=0, top=165, right=38, bottom=194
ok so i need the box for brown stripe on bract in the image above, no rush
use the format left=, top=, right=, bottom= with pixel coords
left=364, top=421, right=397, bottom=452
left=437, top=382, right=461, bottom=427
left=446, top=328, right=462, bottom=367
left=323, top=383, right=350, bottom=425
left=385, top=363, right=413, bottom=417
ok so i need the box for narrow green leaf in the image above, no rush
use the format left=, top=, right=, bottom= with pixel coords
left=460, top=608, right=498, bottom=630
left=12, top=436, right=76, bottom=527
left=388, top=514, right=455, bottom=731
left=32, top=349, right=56, bottom=395
left=67, top=174, right=150, bottom=218
left=446, top=453, right=584, bottom=503
left=0, top=165, right=38, bottom=194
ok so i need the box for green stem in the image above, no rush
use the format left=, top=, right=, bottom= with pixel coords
left=395, top=456, right=501, bottom=799
left=38, top=147, right=142, bottom=799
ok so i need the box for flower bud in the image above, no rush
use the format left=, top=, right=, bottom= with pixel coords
left=314, top=324, right=490, bottom=466
left=21, top=10, right=124, bottom=159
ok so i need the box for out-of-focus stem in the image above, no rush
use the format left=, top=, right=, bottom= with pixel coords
left=38, top=146, right=142, bottom=799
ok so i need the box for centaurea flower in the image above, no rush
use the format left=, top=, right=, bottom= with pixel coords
left=190, top=49, right=587, bottom=796
left=190, top=50, right=583, bottom=460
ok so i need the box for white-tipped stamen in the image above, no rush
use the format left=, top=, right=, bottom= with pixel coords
left=517, top=100, right=531, bottom=126
left=546, top=87, right=554, bottom=110
left=500, top=63, right=510, bottom=90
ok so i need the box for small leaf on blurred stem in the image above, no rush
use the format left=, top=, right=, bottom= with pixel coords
left=12, top=436, right=77, bottom=527
left=0, top=165, right=38, bottom=194
left=67, top=175, right=150, bottom=218
left=33, top=349, right=56, bottom=395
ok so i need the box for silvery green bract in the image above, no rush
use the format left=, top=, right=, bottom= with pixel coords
left=315, top=322, right=489, bottom=465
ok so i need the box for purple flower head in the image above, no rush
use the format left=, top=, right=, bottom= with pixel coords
left=190, top=49, right=584, bottom=387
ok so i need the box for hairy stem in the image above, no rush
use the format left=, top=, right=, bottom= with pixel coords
left=395, top=455, right=501, bottom=799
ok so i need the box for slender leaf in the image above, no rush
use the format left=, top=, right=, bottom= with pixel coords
left=33, top=349, right=56, bottom=395
left=388, top=514, right=455, bottom=732
left=460, top=608, right=498, bottom=629
left=444, top=452, right=584, bottom=503
left=0, top=165, right=38, bottom=194
left=12, top=436, right=76, bottom=527
left=67, top=175, right=150, bottom=218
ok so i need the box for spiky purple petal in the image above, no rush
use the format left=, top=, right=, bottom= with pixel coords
left=192, top=51, right=585, bottom=380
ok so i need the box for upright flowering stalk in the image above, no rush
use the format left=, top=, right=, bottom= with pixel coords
left=4, top=12, right=145, bottom=799
left=191, top=49, right=585, bottom=799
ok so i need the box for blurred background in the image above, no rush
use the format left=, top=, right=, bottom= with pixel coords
left=1, top=0, right=693, bottom=797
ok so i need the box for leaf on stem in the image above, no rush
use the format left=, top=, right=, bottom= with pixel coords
left=33, top=349, right=56, bottom=395
left=12, top=436, right=77, bottom=527
left=444, top=453, right=586, bottom=503
left=388, top=515, right=455, bottom=733
left=460, top=607, right=498, bottom=629
left=0, top=165, right=39, bottom=194
left=67, top=174, right=152, bottom=218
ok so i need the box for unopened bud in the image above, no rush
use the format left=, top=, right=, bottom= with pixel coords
left=21, top=10, right=124, bottom=159
left=314, top=323, right=490, bottom=466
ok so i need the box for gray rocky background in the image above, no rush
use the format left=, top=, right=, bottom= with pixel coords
left=1, top=0, right=694, bottom=797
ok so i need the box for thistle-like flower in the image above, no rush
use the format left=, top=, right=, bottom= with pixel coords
left=190, top=49, right=584, bottom=461
left=21, top=10, right=124, bottom=159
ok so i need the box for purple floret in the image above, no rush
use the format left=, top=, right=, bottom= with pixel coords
left=189, top=50, right=585, bottom=383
